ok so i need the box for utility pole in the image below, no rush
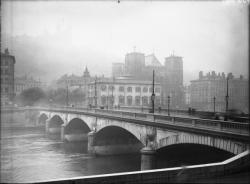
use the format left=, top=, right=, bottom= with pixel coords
left=167, top=95, right=170, bottom=116
left=213, top=96, right=216, bottom=114
left=94, top=76, right=97, bottom=108
left=66, top=83, right=69, bottom=107
left=151, top=70, right=155, bottom=113
left=111, top=77, right=114, bottom=109
left=225, top=77, right=229, bottom=120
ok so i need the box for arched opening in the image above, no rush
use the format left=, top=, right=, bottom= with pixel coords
left=65, top=118, right=91, bottom=134
left=48, top=115, right=64, bottom=134
left=38, top=114, right=48, bottom=125
left=156, top=143, right=234, bottom=169
left=94, top=126, right=143, bottom=155
left=64, top=118, right=91, bottom=142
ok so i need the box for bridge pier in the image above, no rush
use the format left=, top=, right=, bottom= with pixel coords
left=45, top=119, right=50, bottom=133
left=61, top=124, right=66, bottom=141
left=141, top=146, right=156, bottom=170
left=88, top=131, right=96, bottom=155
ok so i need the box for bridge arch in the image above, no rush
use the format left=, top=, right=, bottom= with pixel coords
left=157, top=133, right=247, bottom=155
left=38, top=113, right=48, bottom=125
left=94, top=125, right=144, bottom=154
left=65, top=118, right=91, bottom=134
left=49, top=115, right=64, bottom=128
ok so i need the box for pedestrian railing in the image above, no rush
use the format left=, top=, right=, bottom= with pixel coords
left=25, top=106, right=250, bottom=136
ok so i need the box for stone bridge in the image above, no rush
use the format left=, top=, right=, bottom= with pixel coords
left=24, top=107, right=250, bottom=170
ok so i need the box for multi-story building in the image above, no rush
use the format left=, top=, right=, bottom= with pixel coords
left=163, top=54, right=184, bottom=108
left=56, top=66, right=92, bottom=88
left=190, top=71, right=249, bottom=113
left=88, top=76, right=161, bottom=108
left=14, top=75, right=45, bottom=95
left=125, top=52, right=145, bottom=78
left=111, top=51, right=184, bottom=109
left=1, top=49, right=15, bottom=105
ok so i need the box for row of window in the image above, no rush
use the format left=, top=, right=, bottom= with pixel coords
left=100, top=95, right=161, bottom=106
left=100, top=85, right=160, bottom=93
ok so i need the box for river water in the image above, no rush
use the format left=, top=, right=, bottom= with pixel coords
left=1, top=122, right=234, bottom=183
left=0, top=128, right=141, bottom=183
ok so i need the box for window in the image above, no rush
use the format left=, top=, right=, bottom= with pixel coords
left=119, top=86, right=124, bottom=92
left=127, top=87, right=132, bottom=92
left=119, top=96, right=125, bottom=105
left=127, top=96, right=133, bottom=106
left=5, top=87, right=8, bottom=93
left=136, top=87, right=141, bottom=92
left=101, top=85, right=107, bottom=91
left=149, top=87, right=153, bottom=93
left=143, top=87, right=148, bottom=92
left=156, top=97, right=161, bottom=105
left=155, top=88, right=160, bottom=93
left=109, top=85, right=115, bottom=91
left=101, top=96, right=107, bottom=105
left=135, top=96, right=141, bottom=105
left=142, top=96, right=148, bottom=105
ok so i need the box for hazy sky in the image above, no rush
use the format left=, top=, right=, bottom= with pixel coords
left=1, top=1, right=249, bottom=84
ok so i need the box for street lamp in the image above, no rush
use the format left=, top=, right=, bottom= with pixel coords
left=66, top=83, right=69, bottom=107
left=213, top=96, right=216, bottom=115
left=167, top=95, right=170, bottom=116
left=151, top=70, right=155, bottom=113
left=94, top=76, right=97, bottom=108
left=225, top=77, right=229, bottom=121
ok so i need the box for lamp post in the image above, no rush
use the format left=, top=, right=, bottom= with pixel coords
left=151, top=70, right=155, bottom=113
left=225, top=77, right=229, bottom=121
left=167, top=95, right=170, bottom=116
left=94, top=76, right=97, bottom=108
left=213, top=96, right=216, bottom=115
left=66, top=83, right=69, bottom=107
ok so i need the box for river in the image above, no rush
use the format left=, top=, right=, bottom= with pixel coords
left=1, top=127, right=141, bottom=183
left=1, top=121, right=234, bottom=183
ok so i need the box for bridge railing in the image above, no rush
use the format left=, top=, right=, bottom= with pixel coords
left=93, top=108, right=250, bottom=135
left=29, top=106, right=250, bottom=135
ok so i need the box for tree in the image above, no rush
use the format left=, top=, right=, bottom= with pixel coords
left=19, top=87, right=46, bottom=106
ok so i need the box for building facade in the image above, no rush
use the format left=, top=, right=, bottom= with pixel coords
left=88, top=76, right=161, bottom=108
left=163, top=54, right=184, bottom=108
left=14, top=75, right=45, bottom=95
left=1, top=49, right=15, bottom=105
left=112, top=51, right=184, bottom=109
left=190, top=71, right=249, bottom=113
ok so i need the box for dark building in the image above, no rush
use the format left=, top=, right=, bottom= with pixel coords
left=1, top=49, right=16, bottom=105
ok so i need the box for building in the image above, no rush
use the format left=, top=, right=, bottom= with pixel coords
left=111, top=51, right=185, bottom=109
left=163, top=54, right=184, bottom=108
left=1, top=49, right=15, bottom=105
left=190, top=71, right=249, bottom=113
left=56, top=67, right=94, bottom=105
left=56, top=66, right=93, bottom=88
left=14, top=75, right=45, bottom=95
left=88, top=76, right=161, bottom=108
left=112, top=63, right=125, bottom=78
left=125, top=52, right=145, bottom=78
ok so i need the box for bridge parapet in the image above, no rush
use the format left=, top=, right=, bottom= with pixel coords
left=26, top=107, right=250, bottom=137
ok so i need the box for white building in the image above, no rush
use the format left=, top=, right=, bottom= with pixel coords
left=88, top=76, right=161, bottom=108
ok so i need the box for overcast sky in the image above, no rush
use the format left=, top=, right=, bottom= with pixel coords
left=1, top=1, right=249, bottom=84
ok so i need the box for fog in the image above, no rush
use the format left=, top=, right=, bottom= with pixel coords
left=1, top=1, right=248, bottom=84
